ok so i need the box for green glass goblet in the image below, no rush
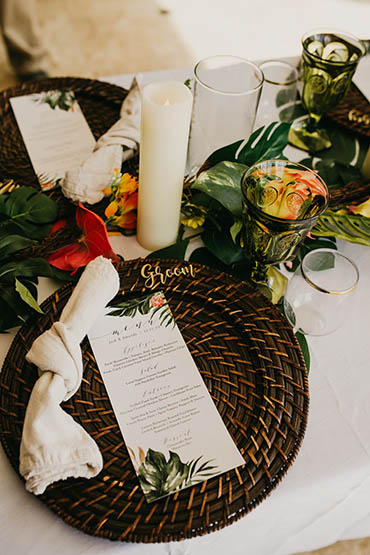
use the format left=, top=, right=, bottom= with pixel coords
left=289, top=28, right=366, bottom=153
left=241, top=160, right=329, bottom=287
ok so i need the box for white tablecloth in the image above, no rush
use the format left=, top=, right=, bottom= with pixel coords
left=1, top=58, right=370, bottom=555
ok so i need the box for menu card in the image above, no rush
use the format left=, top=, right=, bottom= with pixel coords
left=10, top=90, right=96, bottom=190
left=88, top=291, right=245, bottom=503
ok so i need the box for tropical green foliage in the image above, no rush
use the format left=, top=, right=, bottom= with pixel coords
left=108, top=292, right=174, bottom=327
left=35, top=89, right=76, bottom=111
left=0, top=187, right=70, bottom=332
left=207, top=122, right=291, bottom=167
left=137, top=448, right=217, bottom=502
left=150, top=122, right=337, bottom=285
left=313, top=210, right=370, bottom=246
left=300, top=156, right=363, bottom=190
left=0, top=186, right=58, bottom=239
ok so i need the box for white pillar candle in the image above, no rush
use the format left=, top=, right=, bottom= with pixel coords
left=137, top=81, right=193, bottom=251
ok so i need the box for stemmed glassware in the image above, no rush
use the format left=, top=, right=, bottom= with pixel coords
left=289, top=28, right=366, bottom=153
left=241, top=159, right=328, bottom=285
left=284, top=249, right=359, bottom=335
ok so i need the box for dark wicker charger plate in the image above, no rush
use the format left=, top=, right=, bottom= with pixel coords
left=0, top=258, right=309, bottom=543
left=327, top=82, right=370, bottom=139
left=0, top=76, right=131, bottom=190
left=0, top=76, right=138, bottom=255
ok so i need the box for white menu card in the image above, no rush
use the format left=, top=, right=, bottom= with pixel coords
left=10, top=90, right=96, bottom=190
left=88, top=291, right=245, bottom=503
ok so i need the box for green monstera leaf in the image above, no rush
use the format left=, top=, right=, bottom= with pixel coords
left=192, top=161, right=247, bottom=218
left=189, top=122, right=292, bottom=227
left=137, top=448, right=218, bottom=502
left=138, top=449, right=189, bottom=502
left=313, top=210, right=370, bottom=246
left=206, top=121, right=291, bottom=168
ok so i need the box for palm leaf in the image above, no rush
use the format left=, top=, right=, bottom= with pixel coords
left=107, top=293, right=153, bottom=317
left=139, top=295, right=152, bottom=314
left=195, top=460, right=218, bottom=473
left=149, top=305, right=164, bottom=319
left=158, top=307, right=175, bottom=328
left=187, top=456, right=203, bottom=481
left=313, top=211, right=370, bottom=246
left=185, top=456, right=218, bottom=485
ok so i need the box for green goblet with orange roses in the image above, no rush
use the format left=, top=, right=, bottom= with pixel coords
left=241, top=159, right=328, bottom=284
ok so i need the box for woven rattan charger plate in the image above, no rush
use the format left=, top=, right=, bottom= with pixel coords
left=0, top=257, right=309, bottom=543
left=0, top=76, right=131, bottom=190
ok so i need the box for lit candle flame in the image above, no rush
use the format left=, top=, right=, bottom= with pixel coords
left=163, top=98, right=170, bottom=106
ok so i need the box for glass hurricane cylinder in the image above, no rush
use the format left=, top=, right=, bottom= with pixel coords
left=241, top=159, right=329, bottom=284
left=187, top=55, right=264, bottom=175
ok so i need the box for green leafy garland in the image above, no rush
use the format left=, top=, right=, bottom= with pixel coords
left=0, top=186, right=70, bottom=332
left=1, top=119, right=369, bottom=373
left=147, top=121, right=370, bottom=371
left=149, top=123, right=338, bottom=278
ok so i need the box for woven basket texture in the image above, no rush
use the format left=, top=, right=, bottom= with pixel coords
left=0, top=258, right=309, bottom=542
left=0, top=76, right=139, bottom=256
left=327, top=82, right=370, bottom=139
left=0, top=76, right=128, bottom=189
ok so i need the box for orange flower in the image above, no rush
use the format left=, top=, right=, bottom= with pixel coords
left=113, top=211, right=136, bottom=230
left=150, top=293, right=164, bottom=308
left=118, top=173, right=138, bottom=195
left=105, top=200, right=119, bottom=218
left=104, top=171, right=138, bottom=232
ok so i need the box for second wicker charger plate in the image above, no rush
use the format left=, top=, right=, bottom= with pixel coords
left=0, top=258, right=308, bottom=543
left=0, top=76, right=129, bottom=189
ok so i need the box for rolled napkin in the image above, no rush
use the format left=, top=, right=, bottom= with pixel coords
left=61, top=77, right=141, bottom=205
left=19, top=256, right=120, bottom=495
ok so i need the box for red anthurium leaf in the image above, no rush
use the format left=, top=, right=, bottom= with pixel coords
left=76, top=203, right=118, bottom=258
left=49, top=218, right=67, bottom=234
left=48, top=203, right=118, bottom=274
left=48, top=243, right=93, bottom=274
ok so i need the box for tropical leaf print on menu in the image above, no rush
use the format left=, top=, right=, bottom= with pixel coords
left=135, top=447, right=218, bottom=502
left=107, top=291, right=175, bottom=327
left=34, top=89, right=77, bottom=111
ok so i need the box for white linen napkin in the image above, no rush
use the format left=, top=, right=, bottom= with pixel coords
left=61, top=77, right=141, bottom=205
left=19, top=256, right=120, bottom=495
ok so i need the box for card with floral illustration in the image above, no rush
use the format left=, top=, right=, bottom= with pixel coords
left=10, top=89, right=96, bottom=190
left=87, top=291, right=245, bottom=503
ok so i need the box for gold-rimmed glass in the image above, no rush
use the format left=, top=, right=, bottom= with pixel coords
left=254, top=60, right=299, bottom=128
left=284, top=248, right=359, bottom=336
left=289, top=28, right=366, bottom=153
